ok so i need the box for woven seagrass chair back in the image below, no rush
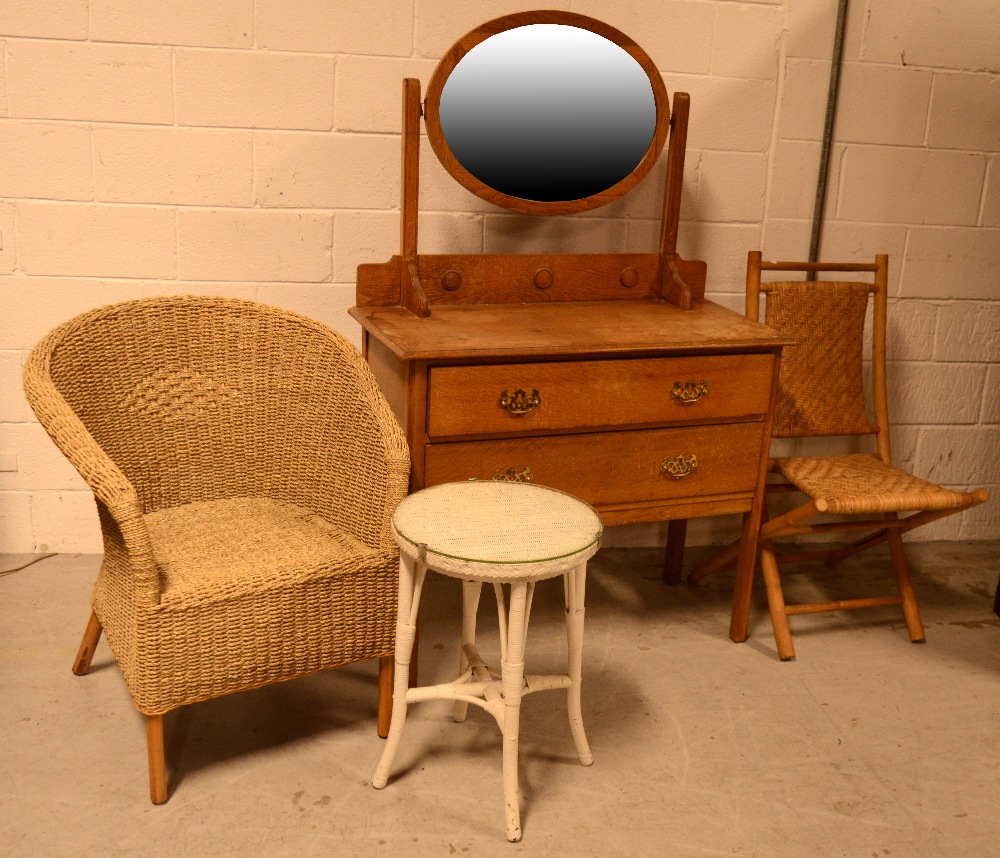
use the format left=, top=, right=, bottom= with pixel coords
left=36, top=296, right=397, bottom=549
left=763, top=282, right=874, bottom=438
left=746, top=252, right=888, bottom=447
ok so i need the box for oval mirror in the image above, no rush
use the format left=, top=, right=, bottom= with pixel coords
left=425, top=12, right=670, bottom=216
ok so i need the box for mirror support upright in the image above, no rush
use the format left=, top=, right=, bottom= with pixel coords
left=401, top=78, right=430, bottom=318
left=659, top=92, right=694, bottom=310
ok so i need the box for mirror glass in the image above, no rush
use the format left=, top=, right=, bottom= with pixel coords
left=439, top=25, right=655, bottom=202
left=426, top=15, right=668, bottom=214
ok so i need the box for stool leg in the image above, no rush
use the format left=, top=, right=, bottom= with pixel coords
left=373, top=554, right=426, bottom=789
left=564, top=563, right=593, bottom=766
left=501, top=582, right=531, bottom=842
left=454, top=580, right=482, bottom=723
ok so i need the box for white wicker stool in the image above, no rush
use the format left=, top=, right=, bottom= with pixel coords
left=372, top=480, right=603, bottom=842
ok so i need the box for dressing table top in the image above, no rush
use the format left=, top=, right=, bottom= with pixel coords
left=350, top=299, right=790, bottom=362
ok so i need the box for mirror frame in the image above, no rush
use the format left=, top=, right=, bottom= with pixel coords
left=424, top=11, right=670, bottom=216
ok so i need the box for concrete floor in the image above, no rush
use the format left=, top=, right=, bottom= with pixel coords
left=2, top=542, right=999, bottom=857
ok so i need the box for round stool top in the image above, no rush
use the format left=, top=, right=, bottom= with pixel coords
left=392, top=481, right=603, bottom=581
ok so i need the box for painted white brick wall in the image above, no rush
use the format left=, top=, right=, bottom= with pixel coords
left=0, top=0, right=996, bottom=553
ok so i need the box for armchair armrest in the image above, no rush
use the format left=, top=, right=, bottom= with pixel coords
left=334, top=358, right=411, bottom=553
left=23, top=356, right=160, bottom=600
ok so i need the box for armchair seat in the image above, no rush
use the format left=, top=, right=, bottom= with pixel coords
left=147, top=497, right=378, bottom=605
left=115, top=494, right=396, bottom=716
left=773, top=454, right=973, bottom=516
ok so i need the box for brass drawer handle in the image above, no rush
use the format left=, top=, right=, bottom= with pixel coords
left=661, top=454, right=698, bottom=479
left=492, top=466, right=533, bottom=483
left=671, top=380, right=709, bottom=404
left=498, top=388, right=541, bottom=416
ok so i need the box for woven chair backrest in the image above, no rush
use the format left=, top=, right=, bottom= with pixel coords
left=39, top=297, right=392, bottom=538
left=763, top=281, right=876, bottom=439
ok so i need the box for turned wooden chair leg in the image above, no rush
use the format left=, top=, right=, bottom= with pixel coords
left=377, top=655, right=393, bottom=738
left=72, top=611, right=103, bottom=675
left=759, top=539, right=795, bottom=661
left=886, top=519, right=925, bottom=643
left=146, top=714, right=168, bottom=805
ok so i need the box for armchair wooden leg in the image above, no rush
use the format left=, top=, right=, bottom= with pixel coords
left=759, top=540, right=795, bottom=661
left=886, top=522, right=925, bottom=644
left=377, top=655, right=393, bottom=738
left=72, top=611, right=102, bottom=675
left=146, top=714, right=168, bottom=804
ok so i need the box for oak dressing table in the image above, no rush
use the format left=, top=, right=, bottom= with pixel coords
left=350, top=11, right=790, bottom=642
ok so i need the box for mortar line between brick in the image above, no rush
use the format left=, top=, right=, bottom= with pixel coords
left=25, top=492, right=40, bottom=554
left=976, top=157, right=993, bottom=227
left=410, top=0, right=417, bottom=57
left=2, top=40, right=9, bottom=118
left=88, top=124, right=97, bottom=203
left=8, top=199, right=398, bottom=214
left=1, top=118, right=401, bottom=139
left=19, top=198, right=998, bottom=233
left=707, top=4, right=719, bottom=78
left=831, top=145, right=849, bottom=220
left=759, top=8, right=790, bottom=254
left=11, top=200, right=21, bottom=275
left=974, top=367, right=990, bottom=426
left=897, top=228, right=912, bottom=301
left=251, top=130, right=258, bottom=208
left=858, top=0, right=872, bottom=62
left=923, top=73, right=936, bottom=148
left=0, top=274, right=360, bottom=288
left=1, top=34, right=349, bottom=60
left=328, top=212, right=335, bottom=286
left=171, top=47, right=178, bottom=126
left=329, top=55, right=336, bottom=133
left=173, top=206, right=180, bottom=280
left=771, top=137, right=999, bottom=157
left=7, top=31, right=987, bottom=76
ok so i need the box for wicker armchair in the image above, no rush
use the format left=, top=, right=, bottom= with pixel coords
left=23, top=296, right=410, bottom=803
left=692, top=254, right=987, bottom=660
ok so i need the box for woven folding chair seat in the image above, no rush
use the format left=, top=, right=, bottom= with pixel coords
left=773, top=454, right=973, bottom=516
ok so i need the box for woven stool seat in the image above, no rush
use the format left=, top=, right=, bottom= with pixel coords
left=373, top=480, right=603, bottom=842
left=391, top=480, right=602, bottom=581
left=773, top=454, right=972, bottom=516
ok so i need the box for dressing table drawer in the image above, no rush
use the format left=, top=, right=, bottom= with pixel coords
left=424, top=422, right=764, bottom=507
left=427, top=354, right=773, bottom=438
